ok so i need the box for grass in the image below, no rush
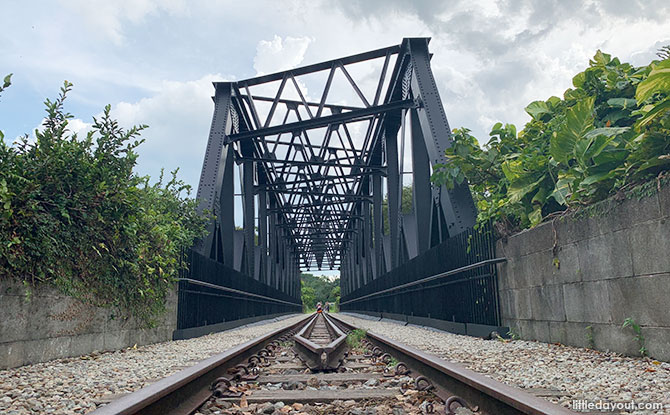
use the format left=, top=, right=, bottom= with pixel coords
left=386, top=356, right=399, bottom=368
left=346, top=329, right=367, bottom=351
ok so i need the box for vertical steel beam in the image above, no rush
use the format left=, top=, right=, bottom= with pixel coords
left=351, top=251, right=354, bottom=293
left=269, top=198, right=278, bottom=290
left=340, top=258, right=346, bottom=296
left=275, top=229, right=281, bottom=291
left=386, top=130, right=400, bottom=269
left=350, top=244, right=356, bottom=291
left=291, top=259, right=296, bottom=299
left=294, top=256, right=299, bottom=299
left=354, top=207, right=361, bottom=290
left=291, top=254, right=295, bottom=297
left=372, top=173, right=383, bottom=278
left=219, top=146, right=235, bottom=266
left=195, top=82, right=233, bottom=259
left=286, top=247, right=291, bottom=295
left=410, top=109, right=432, bottom=254
left=242, top=160, right=256, bottom=278
left=259, top=189, right=268, bottom=284
left=362, top=186, right=371, bottom=286
left=407, top=38, right=476, bottom=236
left=280, top=243, right=286, bottom=294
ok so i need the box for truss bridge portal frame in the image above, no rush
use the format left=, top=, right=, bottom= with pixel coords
left=194, top=37, right=477, bottom=303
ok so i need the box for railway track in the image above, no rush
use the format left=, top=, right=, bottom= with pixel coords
left=293, top=312, right=347, bottom=371
left=91, top=314, right=576, bottom=415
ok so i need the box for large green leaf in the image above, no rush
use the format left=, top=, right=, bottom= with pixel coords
left=607, top=98, right=637, bottom=109
left=583, top=127, right=629, bottom=140
left=574, top=138, right=592, bottom=167
left=501, top=160, right=523, bottom=181
left=602, top=109, right=631, bottom=126
left=550, top=97, right=595, bottom=164
left=525, top=100, right=551, bottom=120
left=636, top=59, right=670, bottom=102
left=531, top=185, right=550, bottom=206
left=636, top=99, right=670, bottom=129
left=584, top=134, right=614, bottom=163
left=528, top=205, right=543, bottom=227
left=507, top=173, right=546, bottom=203
left=547, top=96, right=561, bottom=107
left=579, top=127, right=629, bottom=163
left=591, top=50, right=611, bottom=66
left=550, top=177, right=574, bottom=205
left=580, top=170, right=617, bottom=186
left=636, top=155, right=670, bottom=173
left=592, top=148, right=628, bottom=167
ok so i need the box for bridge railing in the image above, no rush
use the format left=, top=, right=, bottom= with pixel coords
left=340, top=224, right=503, bottom=328
left=176, top=249, right=301, bottom=334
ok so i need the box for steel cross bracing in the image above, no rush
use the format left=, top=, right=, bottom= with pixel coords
left=194, top=38, right=476, bottom=300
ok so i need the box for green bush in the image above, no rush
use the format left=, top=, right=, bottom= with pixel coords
left=0, top=80, right=208, bottom=325
left=432, top=50, right=670, bottom=234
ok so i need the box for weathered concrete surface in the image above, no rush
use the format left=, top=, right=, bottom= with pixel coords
left=497, top=184, right=670, bottom=361
left=0, top=280, right=177, bottom=368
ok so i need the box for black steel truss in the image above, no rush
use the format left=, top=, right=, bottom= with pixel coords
left=194, top=38, right=476, bottom=300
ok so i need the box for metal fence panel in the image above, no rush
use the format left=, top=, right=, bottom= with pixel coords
left=341, top=224, right=500, bottom=326
left=177, top=249, right=301, bottom=330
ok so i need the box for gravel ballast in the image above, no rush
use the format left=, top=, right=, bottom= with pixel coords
left=336, top=313, right=670, bottom=414
left=1, top=312, right=668, bottom=414
left=0, top=314, right=306, bottom=414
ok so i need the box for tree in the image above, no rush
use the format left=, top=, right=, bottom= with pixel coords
left=432, top=50, right=670, bottom=234
left=300, top=280, right=316, bottom=311
left=381, top=185, right=413, bottom=234
left=300, top=273, right=340, bottom=310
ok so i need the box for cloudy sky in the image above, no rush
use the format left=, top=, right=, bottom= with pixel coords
left=2, top=0, right=669, bottom=194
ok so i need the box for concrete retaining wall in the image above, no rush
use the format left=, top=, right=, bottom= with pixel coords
left=0, top=280, right=177, bottom=368
left=496, top=183, right=670, bottom=361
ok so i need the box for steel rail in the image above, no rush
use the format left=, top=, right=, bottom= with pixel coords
left=293, top=313, right=348, bottom=370
left=339, top=257, right=507, bottom=305
left=328, top=314, right=577, bottom=415
left=90, top=312, right=576, bottom=415
left=89, top=314, right=311, bottom=415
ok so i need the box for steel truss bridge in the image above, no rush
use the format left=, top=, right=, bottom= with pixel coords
left=176, top=38, right=502, bottom=338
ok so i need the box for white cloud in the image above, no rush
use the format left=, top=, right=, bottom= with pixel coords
left=110, top=74, right=230, bottom=188
left=3, top=0, right=670, bottom=188
left=58, top=0, right=188, bottom=44
left=253, top=35, right=313, bottom=76
left=67, top=118, right=93, bottom=137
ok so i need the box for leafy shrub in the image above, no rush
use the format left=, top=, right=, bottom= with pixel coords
left=432, top=50, right=670, bottom=234
left=0, top=81, right=208, bottom=325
